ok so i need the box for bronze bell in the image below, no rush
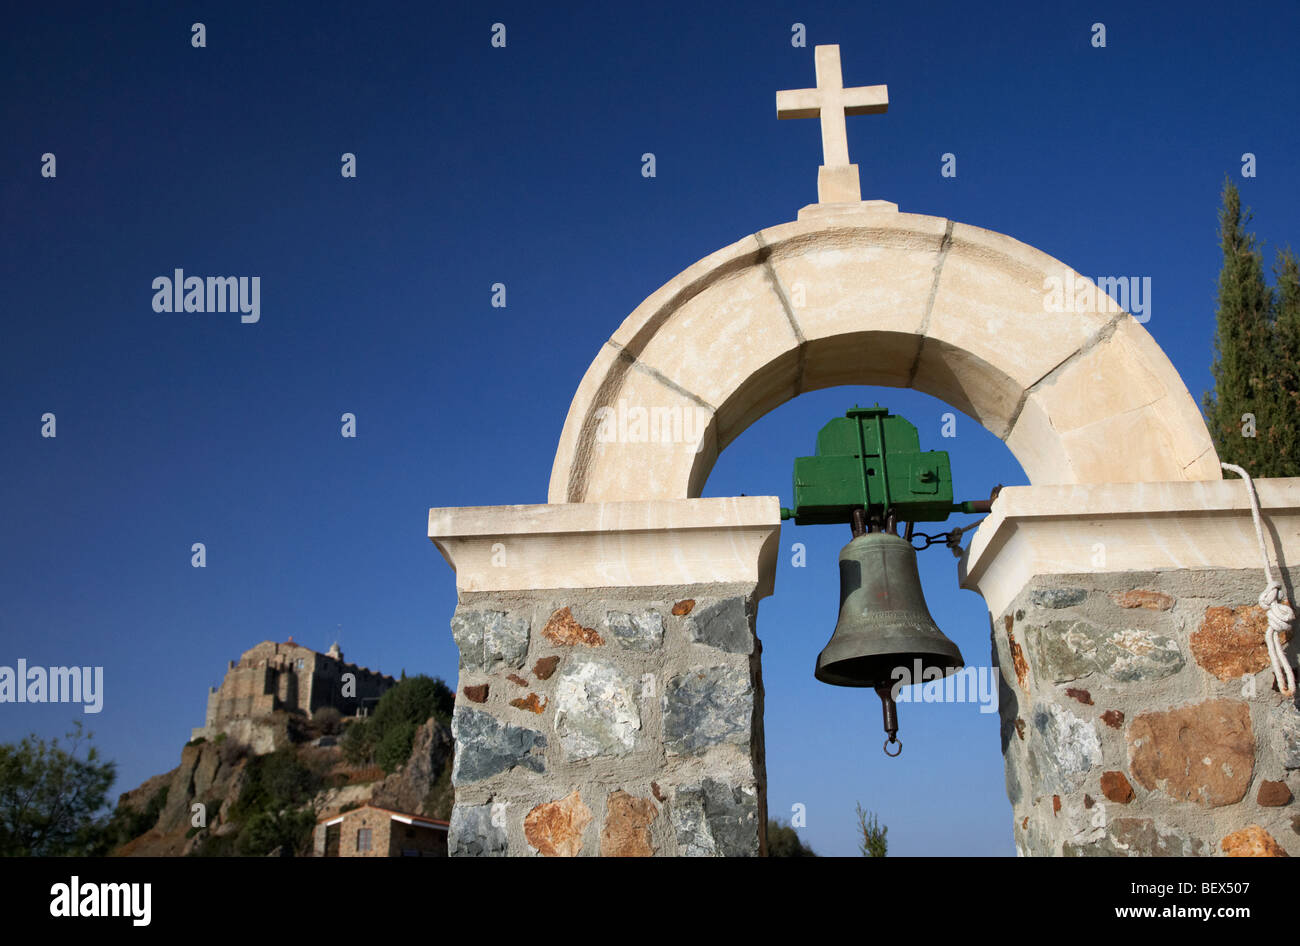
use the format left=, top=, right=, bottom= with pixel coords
left=816, top=531, right=964, bottom=755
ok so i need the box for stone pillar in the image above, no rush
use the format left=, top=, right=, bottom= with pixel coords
left=428, top=497, right=780, bottom=856
left=962, top=480, right=1300, bottom=857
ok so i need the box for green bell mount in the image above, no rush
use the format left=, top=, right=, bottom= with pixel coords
left=781, top=405, right=997, bottom=756
left=780, top=404, right=994, bottom=538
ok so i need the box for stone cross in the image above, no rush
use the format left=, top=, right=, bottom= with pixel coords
left=776, top=44, right=888, bottom=204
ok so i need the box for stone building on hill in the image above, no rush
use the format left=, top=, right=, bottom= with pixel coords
left=191, top=639, right=395, bottom=742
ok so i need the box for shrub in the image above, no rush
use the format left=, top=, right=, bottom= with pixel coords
left=312, top=706, right=343, bottom=736
left=341, top=719, right=377, bottom=767
left=766, top=819, right=816, bottom=857
left=231, top=749, right=321, bottom=820
left=217, top=736, right=247, bottom=768
left=108, top=783, right=169, bottom=847
left=236, top=809, right=316, bottom=857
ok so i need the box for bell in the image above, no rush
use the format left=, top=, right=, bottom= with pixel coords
left=816, top=531, right=965, bottom=754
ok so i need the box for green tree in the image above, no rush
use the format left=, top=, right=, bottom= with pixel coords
left=1270, top=248, right=1300, bottom=472
left=0, top=723, right=117, bottom=856
left=1204, top=179, right=1299, bottom=477
left=766, top=819, right=817, bottom=856
left=856, top=803, right=887, bottom=857
left=340, top=718, right=377, bottom=767
left=231, top=749, right=322, bottom=820
left=236, top=808, right=317, bottom=857
left=368, top=675, right=454, bottom=773
left=339, top=675, right=454, bottom=772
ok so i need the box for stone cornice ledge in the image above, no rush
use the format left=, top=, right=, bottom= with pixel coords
left=960, top=479, right=1300, bottom=616
left=429, top=496, right=782, bottom=597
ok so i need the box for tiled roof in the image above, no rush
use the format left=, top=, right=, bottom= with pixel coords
left=317, top=803, right=450, bottom=828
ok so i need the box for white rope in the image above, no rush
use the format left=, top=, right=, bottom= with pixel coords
left=1221, top=462, right=1296, bottom=697
left=945, top=518, right=986, bottom=558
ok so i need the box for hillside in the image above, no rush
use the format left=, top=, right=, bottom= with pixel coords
left=112, top=705, right=453, bottom=857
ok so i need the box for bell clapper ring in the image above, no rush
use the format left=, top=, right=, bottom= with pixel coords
left=874, top=684, right=903, bottom=758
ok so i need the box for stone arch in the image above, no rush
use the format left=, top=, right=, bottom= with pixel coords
left=549, top=206, right=1219, bottom=503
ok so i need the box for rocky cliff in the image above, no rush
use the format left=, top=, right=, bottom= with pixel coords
left=113, top=713, right=453, bottom=856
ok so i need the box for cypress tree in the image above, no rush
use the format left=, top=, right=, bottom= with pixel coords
left=1270, top=248, right=1300, bottom=473
left=1203, top=179, right=1287, bottom=475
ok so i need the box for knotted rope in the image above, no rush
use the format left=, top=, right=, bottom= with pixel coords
left=1221, top=462, right=1296, bottom=697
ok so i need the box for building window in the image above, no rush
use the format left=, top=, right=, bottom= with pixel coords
left=357, top=827, right=372, bottom=852
left=296, top=659, right=304, bottom=670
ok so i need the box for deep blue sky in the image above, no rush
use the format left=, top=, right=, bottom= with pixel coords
left=2, top=0, right=1297, bottom=856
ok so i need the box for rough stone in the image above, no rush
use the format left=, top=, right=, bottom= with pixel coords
left=1221, top=825, right=1288, bottom=857
left=1006, top=623, right=1029, bottom=690
left=672, top=599, right=695, bottom=616
left=606, top=610, right=665, bottom=651
left=1258, top=780, right=1292, bottom=807
left=506, top=673, right=528, bottom=687
left=1274, top=707, right=1300, bottom=770
left=1028, top=703, right=1101, bottom=794
left=671, top=779, right=758, bottom=856
left=1031, top=620, right=1184, bottom=683
left=1063, top=818, right=1205, bottom=857
left=600, top=790, right=659, bottom=856
left=685, top=598, right=753, bottom=654
left=462, top=684, right=488, bottom=703
left=1192, top=605, right=1290, bottom=681
left=449, top=803, right=508, bottom=856
left=509, top=693, right=547, bottom=714
left=663, top=666, right=753, bottom=756
left=532, top=656, right=560, bottom=680
left=1004, top=744, right=1023, bottom=807
left=553, top=659, right=640, bottom=760
left=651, top=781, right=667, bottom=803
left=1128, top=699, right=1253, bottom=807
left=1030, top=587, right=1087, bottom=609
left=542, top=607, right=605, bottom=646
left=1066, top=688, right=1093, bottom=705
left=524, top=791, right=592, bottom=857
left=1101, top=709, right=1125, bottom=730
left=1112, top=590, right=1174, bottom=611
left=452, top=610, right=529, bottom=672
left=451, top=707, right=547, bottom=783
left=1100, top=770, right=1135, bottom=804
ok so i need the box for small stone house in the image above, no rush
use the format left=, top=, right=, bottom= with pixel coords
left=314, top=804, right=449, bottom=857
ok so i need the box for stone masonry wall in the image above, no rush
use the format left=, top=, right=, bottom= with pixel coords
left=993, top=568, right=1298, bottom=856
left=446, top=583, right=767, bottom=856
